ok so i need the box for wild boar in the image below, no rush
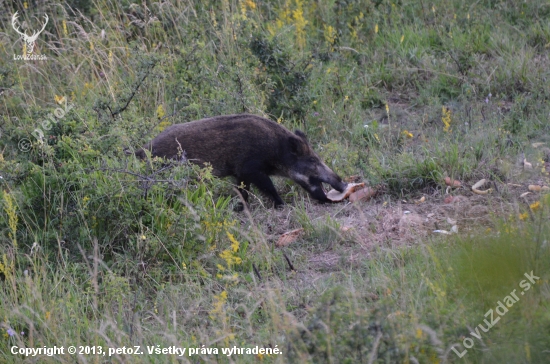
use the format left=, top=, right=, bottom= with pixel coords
left=135, top=114, right=347, bottom=208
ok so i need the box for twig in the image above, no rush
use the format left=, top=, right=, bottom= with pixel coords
left=447, top=51, right=467, bottom=77
left=367, top=329, right=383, bottom=364
left=95, top=165, right=178, bottom=182
left=252, top=264, right=262, bottom=282
left=336, top=46, right=360, bottom=54
left=111, top=59, right=157, bottom=118
left=235, top=73, right=246, bottom=113
left=282, top=252, right=296, bottom=271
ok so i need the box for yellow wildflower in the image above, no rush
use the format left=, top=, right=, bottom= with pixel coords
left=210, top=290, right=228, bottom=318
left=292, top=0, right=308, bottom=49
left=54, top=95, right=66, bottom=105
left=156, top=104, right=165, bottom=119
left=442, top=106, right=452, bottom=132
left=226, top=232, right=240, bottom=252
left=530, top=201, right=540, bottom=211
left=324, top=24, right=336, bottom=48
left=3, top=192, right=18, bottom=247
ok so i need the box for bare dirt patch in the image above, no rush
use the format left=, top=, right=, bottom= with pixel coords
left=241, top=155, right=549, bottom=277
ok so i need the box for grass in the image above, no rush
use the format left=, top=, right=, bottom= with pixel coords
left=1, top=0, right=550, bottom=362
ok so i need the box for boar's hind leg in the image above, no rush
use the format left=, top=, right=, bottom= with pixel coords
left=239, top=172, right=284, bottom=208
left=234, top=181, right=251, bottom=212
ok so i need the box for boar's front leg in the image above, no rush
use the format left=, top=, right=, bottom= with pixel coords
left=237, top=172, right=285, bottom=208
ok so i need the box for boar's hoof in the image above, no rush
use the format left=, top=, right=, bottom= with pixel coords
left=234, top=202, right=246, bottom=212
left=274, top=201, right=285, bottom=209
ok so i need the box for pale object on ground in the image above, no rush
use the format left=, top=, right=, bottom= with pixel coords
left=326, top=182, right=365, bottom=202
left=444, top=195, right=454, bottom=203
left=444, top=177, right=461, bottom=188
left=472, top=178, right=493, bottom=195
left=415, top=196, right=426, bottom=204
left=528, top=185, right=550, bottom=192
left=433, top=226, right=458, bottom=235
left=276, top=228, right=304, bottom=247
left=349, top=187, right=377, bottom=202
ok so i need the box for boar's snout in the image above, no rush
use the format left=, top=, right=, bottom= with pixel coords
left=290, top=159, right=347, bottom=203
left=317, top=161, right=347, bottom=193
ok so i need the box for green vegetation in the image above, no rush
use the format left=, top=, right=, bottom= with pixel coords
left=1, top=0, right=549, bottom=363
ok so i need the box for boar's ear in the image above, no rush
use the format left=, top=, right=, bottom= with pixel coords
left=289, top=135, right=304, bottom=155
left=295, top=130, right=308, bottom=141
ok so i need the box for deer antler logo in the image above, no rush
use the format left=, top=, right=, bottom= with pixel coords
left=12, top=11, right=48, bottom=56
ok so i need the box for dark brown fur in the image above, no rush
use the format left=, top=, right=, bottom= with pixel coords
left=135, top=114, right=347, bottom=208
